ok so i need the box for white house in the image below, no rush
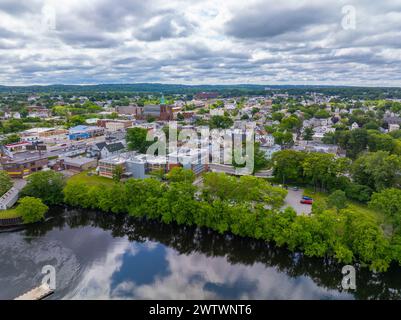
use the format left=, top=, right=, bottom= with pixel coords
left=389, top=124, right=400, bottom=132
left=351, top=122, right=359, bottom=130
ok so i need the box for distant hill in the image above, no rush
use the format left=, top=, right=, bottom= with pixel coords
left=0, top=83, right=400, bottom=99
left=0, top=83, right=329, bottom=93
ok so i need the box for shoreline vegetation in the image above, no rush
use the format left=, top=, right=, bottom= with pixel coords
left=5, top=153, right=401, bottom=272
left=60, top=169, right=395, bottom=273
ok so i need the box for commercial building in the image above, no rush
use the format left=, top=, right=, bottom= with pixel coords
left=0, top=153, right=49, bottom=178
left=116, top=105, right=142, bottom=117
left=98, top=148, right=209, bottom=179
left=97, top=119, right=132, bottom=132
left=3, top=141, right=31, bottom=153
left=57, top=157, right=98, bottom=172
left=68, top=125, right=104, bottom=140
left=142, top=104, right=174, bottom=121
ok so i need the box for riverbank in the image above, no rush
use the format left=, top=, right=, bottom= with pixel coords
left=0, top=208, right=21, bottom=219
left=61, top=170, right=395, bottom=272
left=2, top=207, right=401, bottom=299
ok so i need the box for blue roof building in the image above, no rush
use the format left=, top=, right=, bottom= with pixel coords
left=68, top=125, right=104, bottom=140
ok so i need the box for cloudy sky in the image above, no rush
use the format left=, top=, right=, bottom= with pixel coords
left=0, top=0, right=401, bottom=86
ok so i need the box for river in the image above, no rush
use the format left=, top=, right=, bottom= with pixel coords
left=1, top=208, right=401, bottom=300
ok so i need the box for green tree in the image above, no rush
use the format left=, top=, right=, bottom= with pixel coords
left=17, top=197, right=48, bottom=224
left=253, top=142, right=270, bottom=173
left=272, top=112, right=284, bottom=122
left=352, top=151, right=401, bottom=191
left=302, top=153, right=338, bottom=191
left=280, top=115, right=302, bottom=132
left=303, top=127, right=314, bottom=141
left=0, top=171, right=13, bottom=197
left=21, top=171, right=66, bottom=205
left=112, top=164, right=124, bottom=182
left=315, top=109, right=330, bottom=119
left=148, top=168, right=166, bottom=180
left=272, top=131, right=293, bottom=146
left=367, top=132, right=396, bottom=153
left=272, top=150, right=305, bottom=184
left=369, top=188, right=401, bottom=230
left=209, top=115, right=233, bottom=129
left=327, top=190, right=347, bottom=212
left=1, top=133, right=20, bottom=145
left=166, top=167, right=195, bottom=183
left=126, top=127, right=154, bottom=153
left=67, top=115, right=86, bottom=127
left=345, top=183, right=373, bottom=203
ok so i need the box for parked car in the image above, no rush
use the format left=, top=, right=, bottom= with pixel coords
left=300, top=199, right=313, bottom=205
left=291, top=186, right=299, bottom=191
left=302, top=196, right=313, bottom=200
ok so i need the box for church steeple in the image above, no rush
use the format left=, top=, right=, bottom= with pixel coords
left=160, top=93, right=165, bottom=105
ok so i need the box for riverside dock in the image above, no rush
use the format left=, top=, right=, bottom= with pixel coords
left=14, top=283, right=54, bottom=300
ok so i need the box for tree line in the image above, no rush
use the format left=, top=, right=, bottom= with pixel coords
left=11, top=164, right=401, bottom=272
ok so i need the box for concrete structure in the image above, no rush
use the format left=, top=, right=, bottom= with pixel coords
left=14, top=283, right=54, bottom=300
left=58, top=157, right=98, bottom=172
left=0, top=187, right=19, bottom=210
left=0, top=180, right=27, bottom=210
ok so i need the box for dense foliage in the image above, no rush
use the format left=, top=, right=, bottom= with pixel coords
left=0, top=171, right=13, bottom=197
left=21, top=171, right=66, bottom=205
left=17, top=197, right=48, bottom=224
left=126, top=127, right=154, bottom=153
left=61, top=170, right=398, bottom=271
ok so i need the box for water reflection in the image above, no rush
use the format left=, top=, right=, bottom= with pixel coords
left=1, top=208, right=401, bottom=300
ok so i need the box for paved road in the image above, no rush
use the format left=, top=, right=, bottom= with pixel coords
left=13, top=179, right=27, bottom=191
left=282, top=189, right=312, bottom=215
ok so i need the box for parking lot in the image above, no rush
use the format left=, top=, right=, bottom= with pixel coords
left=282, top=188, right=312, bottom=215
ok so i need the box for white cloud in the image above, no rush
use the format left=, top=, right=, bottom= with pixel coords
left=0, top=0, right=400, bottom=85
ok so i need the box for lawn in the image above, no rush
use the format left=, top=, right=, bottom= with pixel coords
left=67, top=170, right=116, bottom=187
left=0, top=208, right=21, bottom=219
left=303, top=188, right=379, bottom=218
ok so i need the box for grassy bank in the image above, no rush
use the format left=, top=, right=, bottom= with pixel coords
left=67, top=170, right=116, bottom=186
left=303, top=188, right=379, bottom=217
left=0, top=208, right=21, bottom=219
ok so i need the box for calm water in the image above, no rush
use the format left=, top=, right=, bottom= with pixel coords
left=1, top=208, right=401, bottom=300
